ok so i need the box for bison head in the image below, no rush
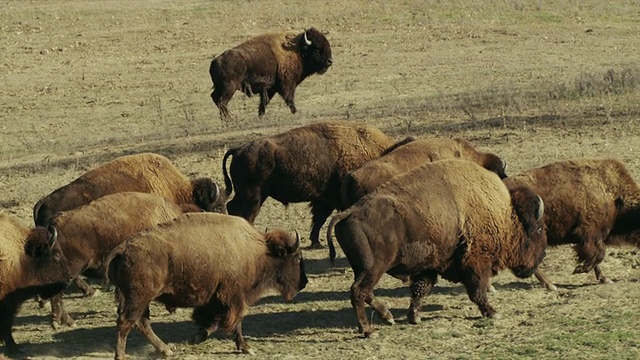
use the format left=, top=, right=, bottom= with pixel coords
left=24, top=225, right=72, bottom=299
left=508, top=185, right=548, bottom=278
left=265, top=230, right=308, bottom=301
left=299, top=28, right=332, bottom=75
left=192, top=178, right=227, bottom=213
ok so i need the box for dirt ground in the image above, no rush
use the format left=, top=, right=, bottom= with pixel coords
left=1, top=1, right=639, bottom=359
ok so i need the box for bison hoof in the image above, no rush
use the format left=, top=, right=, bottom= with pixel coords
left=305, top=242, right=324, bottom=250
left=546, top=283, right=558, bottom=291
left=489, top=312, right=501, bottom=320
left=241, top=348, right=257, bottom=356
left=488, top=284, right=497, bottom=293
left=407, top=313, right=421, bottom=325
left=189, top=330, right=208, bottom=345
left=363, top=329, right=377, bottom=339
left=599, top=277, right=614, bottom=284
left=382, top=316, right=395, bottom=325
left=160, top=348, right=174, bottom=357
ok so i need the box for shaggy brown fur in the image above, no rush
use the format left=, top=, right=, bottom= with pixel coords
left=222, top=121, right=396, bottom=248
left=42, top=192, right=196, bottom=330
left=341, top=137, right=508, bottom=208
left=503, top=157, right=640, bottom=289
left=210, top=27, right=332, bottom=119
left=0, top=214, right=70, bottom=353
left=105, top=212, right=307, bottom=359
left=33, top=152, right=225, bottom=227
left=326, top=160, right=546, bottom=337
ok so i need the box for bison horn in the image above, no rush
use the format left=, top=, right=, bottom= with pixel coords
left=47, top=225, right=58, bottom=248
left=293, top=230, right=301, bottom=252
left=536, top=195, right=544, bottom=222
left=304, top=31, right=312, bottom=46
left=211, top=182, right=220, bottom=202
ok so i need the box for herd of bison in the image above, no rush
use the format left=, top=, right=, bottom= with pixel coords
left=2, top=28, right=640, bottom=359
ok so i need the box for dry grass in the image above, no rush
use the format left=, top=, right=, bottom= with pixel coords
left=1, top=0, right=640, bottom=359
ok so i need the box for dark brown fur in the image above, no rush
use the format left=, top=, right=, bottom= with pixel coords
left=326, top=160, right=546, bottom=336
left=105, top=212, right=307, bottom=359
left=503, top=157, right=640, bottom=289
left=42, top=192, right=196, bottom=330
left=341, top=137, right=508, bottom=208
left=210, top=27, right=332, bottom=119
left=33, top=152, right=226, bottom=227
left=0, top=214, right=70, bottom=354
left=222, top=121, right=396, bottom=248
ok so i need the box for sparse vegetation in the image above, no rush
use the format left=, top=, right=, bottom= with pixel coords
left=1, top=0, right=639, bottom=359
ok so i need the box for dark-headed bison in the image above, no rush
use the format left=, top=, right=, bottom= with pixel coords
left=0, top=214, right=70, bottom=354
left=503, top=157, right=640, bottom=290
left=327, top=159, right=547, bottom=337
left=106, top=212, right=307, bottom=359
left=210, top=27, right=332, bottom=119
left=222, top=121, right=397, bottom=248
left=341, top=137, right=508, bottom=208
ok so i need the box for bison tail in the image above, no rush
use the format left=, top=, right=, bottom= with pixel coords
left=103, top=245, right=126, bottom=291
left=326, top=210, right=351, bottom=266
left=222, top=147, right=237, bottom=198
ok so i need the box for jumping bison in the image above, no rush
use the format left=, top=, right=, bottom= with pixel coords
left=209, top=27, right=333, bottom=119
left=222, top=121, right=398, bottom=248
left=327, top=159, right=547, bottom=336
left=106, top=212, right=307, bottom=359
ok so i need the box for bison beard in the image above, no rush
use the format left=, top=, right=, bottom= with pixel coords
left=209, top=27, right=333, bottom=120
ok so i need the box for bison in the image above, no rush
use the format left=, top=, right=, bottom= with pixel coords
left=503, top=157, right=640, bottom=290
left=210, top=27, right=332, bottom=119
left=222, top=121, right=398, bottom=248
left=341, top=137, right=508, bottom=208
left=34, top=152, right=225, bottom=227
left=327, top=159, right=547, bottom=337
left=0, top=214, right=70, bottom=354
left=33, top=152, right=225, bottom=298
left=106, top=212, right=307, bottom=359
left=42, top=192, right=199, bottom=330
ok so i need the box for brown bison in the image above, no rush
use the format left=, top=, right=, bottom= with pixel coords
left=106, top=212, right=307, bottom=359
left=503, top=157, right=640, bottom=290
left=210, top=27, right=333, bottom=119
left=327, top=159, right=547, bottom=337
left=341, top=137, right=508, bottom=208
left=42, top=192, right=198, bottom=330
left=34, top=153, right=225, bottom=228
left=0, top=214, right=70, bottom=354
left=222, top=121, right=398, bottom=248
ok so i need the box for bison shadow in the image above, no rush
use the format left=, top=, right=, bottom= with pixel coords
left=20, top=308, right=362, bottom=358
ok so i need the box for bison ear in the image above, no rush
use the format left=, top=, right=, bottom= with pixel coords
left=24, top=226, right=58, bottom=257
left=265, top=235, right=287, bottom=258
left=192, top=178, right=221, bottom=211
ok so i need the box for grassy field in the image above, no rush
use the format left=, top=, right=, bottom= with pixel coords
left=1, top=0, right=640, bottom=359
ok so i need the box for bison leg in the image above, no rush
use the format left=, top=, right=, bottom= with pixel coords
left=307, top=202, right=335, bottom=249
left=462, top=269, right=498, bottom=319
left=407, top=271, right=438, bottom=324
left=190, top=302, right=226, bottom=344
left=134, top=306, right=173, bottom=357
left=0, top=300, right=21, bottom=354
left=74, top=276, right=96, bottom=297
left=50, top=293, right=76, bottom=329
left=350, top=269, right=393, bottom=338
left=278, top=87, right=297, bottom=114
left=533, top=268, right=558, bottom=291
left=573, top=235, right=607, bottom=279
left=232, top=320, right=256, bottom=355
left=593, top=265, right=614, bottom=284
left=258, top=89, right=276, bottom=116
